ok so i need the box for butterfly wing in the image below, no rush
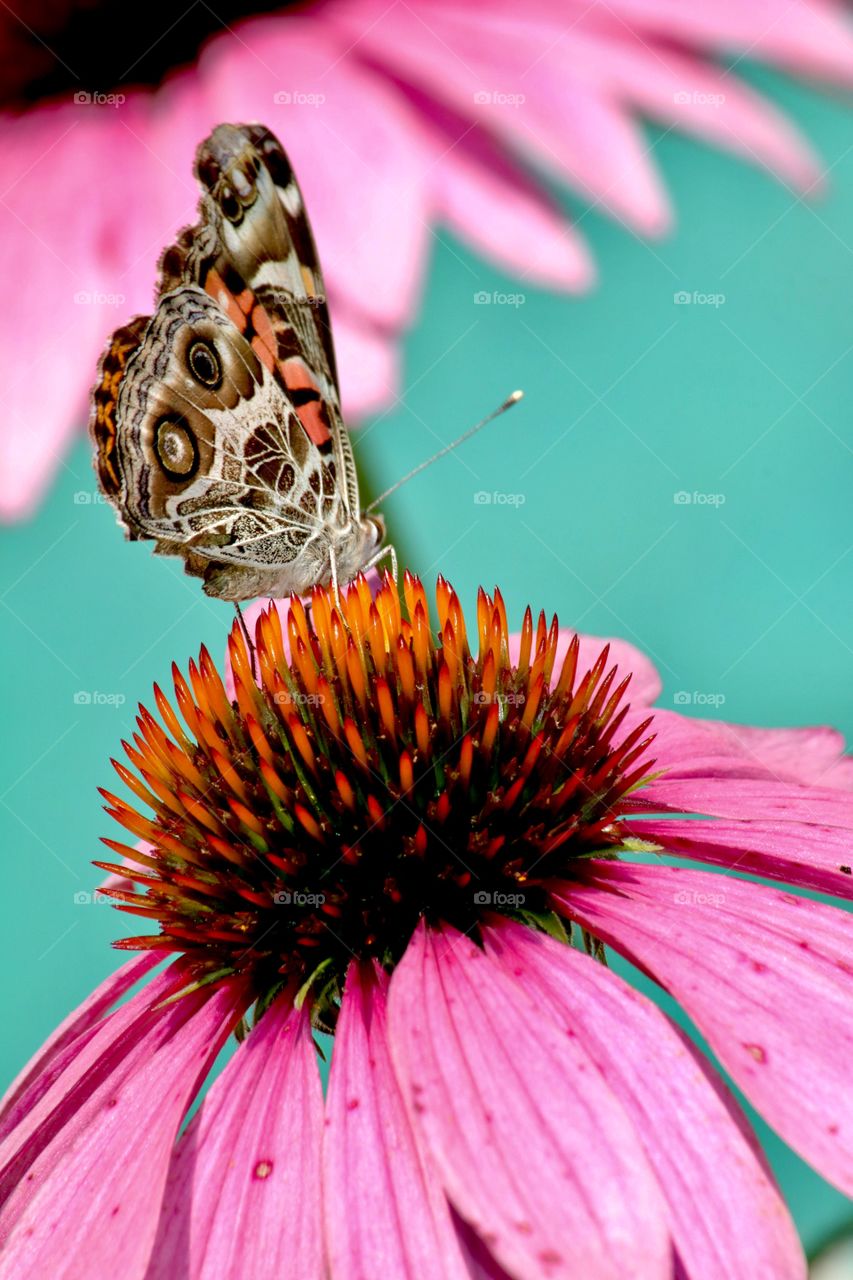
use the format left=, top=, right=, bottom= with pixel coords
left=90, top=123, right=374, bottom=600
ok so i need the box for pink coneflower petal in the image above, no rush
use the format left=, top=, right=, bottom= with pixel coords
left=0, top=964, right=191, bottom=1206
left=429, top=119, right=595, bottom=290
left=325, top=961, right=472, bottom=1279
left=452, top=1214, right=515, bottom=1279
left=330, top=310, right=401, bottom=417
left=345, top=5, right=670, bottom=232
left=614, top=707, right=779, bottom=780
left=608, top=0, right=853, bottom=81
left=553, top=862, right=853, bottom=1196
left=627, top=815, right=853, bottom=900
left=0, top=981, right=245, bottom=1280
left=146, top=996, right=323, bottom=1280
left=702, top=723, right=853, bottom=790
left=0, top=951, right=162, bottom=1131
left=388, top=922, right=670, bottom=1280
left=204, top=17, right=432, bottom=333
left=535, top=13, right=825, bottom=190
left=636, top=775, right=853, bottom=825
left=423, top=10, right=672, bottom=232
left=485, top=919, right=806, bottom=1280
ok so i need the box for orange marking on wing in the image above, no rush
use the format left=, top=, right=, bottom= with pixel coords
left=94, top=331, right=141, bottom=493
left=205, top=268, right=248, bottom=334
left=281, top=357, right=331, bottom=446
left=250, top=304, right=278, bottom=373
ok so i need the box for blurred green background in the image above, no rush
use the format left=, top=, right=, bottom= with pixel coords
left=1, top=65, right=851, bottom=1256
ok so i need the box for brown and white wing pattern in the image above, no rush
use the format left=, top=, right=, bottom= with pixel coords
left=90, top=123, right=380, bottom=600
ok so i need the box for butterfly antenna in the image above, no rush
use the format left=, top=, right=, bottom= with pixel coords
left=365, top=390, right=524, bottom=514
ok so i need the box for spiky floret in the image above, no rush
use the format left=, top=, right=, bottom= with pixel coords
left=97, top=573, right=655, bottom=1022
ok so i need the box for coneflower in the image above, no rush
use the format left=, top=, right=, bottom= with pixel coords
left=1, top=571, right=851, bottom=1280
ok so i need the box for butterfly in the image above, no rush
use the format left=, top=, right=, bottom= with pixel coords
left=89, top=122, right=387, bottom=601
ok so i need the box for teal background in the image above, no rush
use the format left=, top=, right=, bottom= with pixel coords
left=1, top=66, right=852, bottom=1256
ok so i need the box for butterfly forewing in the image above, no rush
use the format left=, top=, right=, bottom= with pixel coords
left=90, top=122, right=382, bottom=601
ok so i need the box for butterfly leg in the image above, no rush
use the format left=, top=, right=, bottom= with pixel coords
left=328, top=545, right=342, bottom=610
left=363, top=541, right=399, bottom=585
left=234, top=603, right=259, bottom=682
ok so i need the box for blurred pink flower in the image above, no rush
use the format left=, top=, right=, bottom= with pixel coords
left=3, top=573, right=853, bottom=1277
left=2, top=0, right=853, bottom=519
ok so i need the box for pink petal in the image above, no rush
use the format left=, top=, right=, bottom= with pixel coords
left=145, top=995, right=323, bottom=1280
left=701, top=723, right=853, bottom=791
left=486, top=919, right=805, bottom=1280
left=325, top=961, right=472, bottom=1279
left=617, top=707, right=780, bottom=780
left=606, top=0, right=853, bottom=84
left=0, top=952, right=163, bottom=1131
left=421, top=103, right=593, bottom=290
left=552, top=861, right=853, bottom=1194
left=508, top=629, right=662, bottom=706
left=635, top=775, right=853, bottom=828
left=388, top=922, right=670, bottom=1280
left=627, top=815, right=853, bottom=901
left=201, top=17, right=432, bottom=332
left=346, top=5, right=670, bottom=233
left=0, top=964, right=190, bottom=1204
left=0, top=94, right=198, bottom=521
left=0, top=981, right=245, bottom=1280
left=484, top=9, right=825, bottom=190
left=331, top=309, right=401, bottom=419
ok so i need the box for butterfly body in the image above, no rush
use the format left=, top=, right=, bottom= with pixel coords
left=90, top=122, right=384, bottom=600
